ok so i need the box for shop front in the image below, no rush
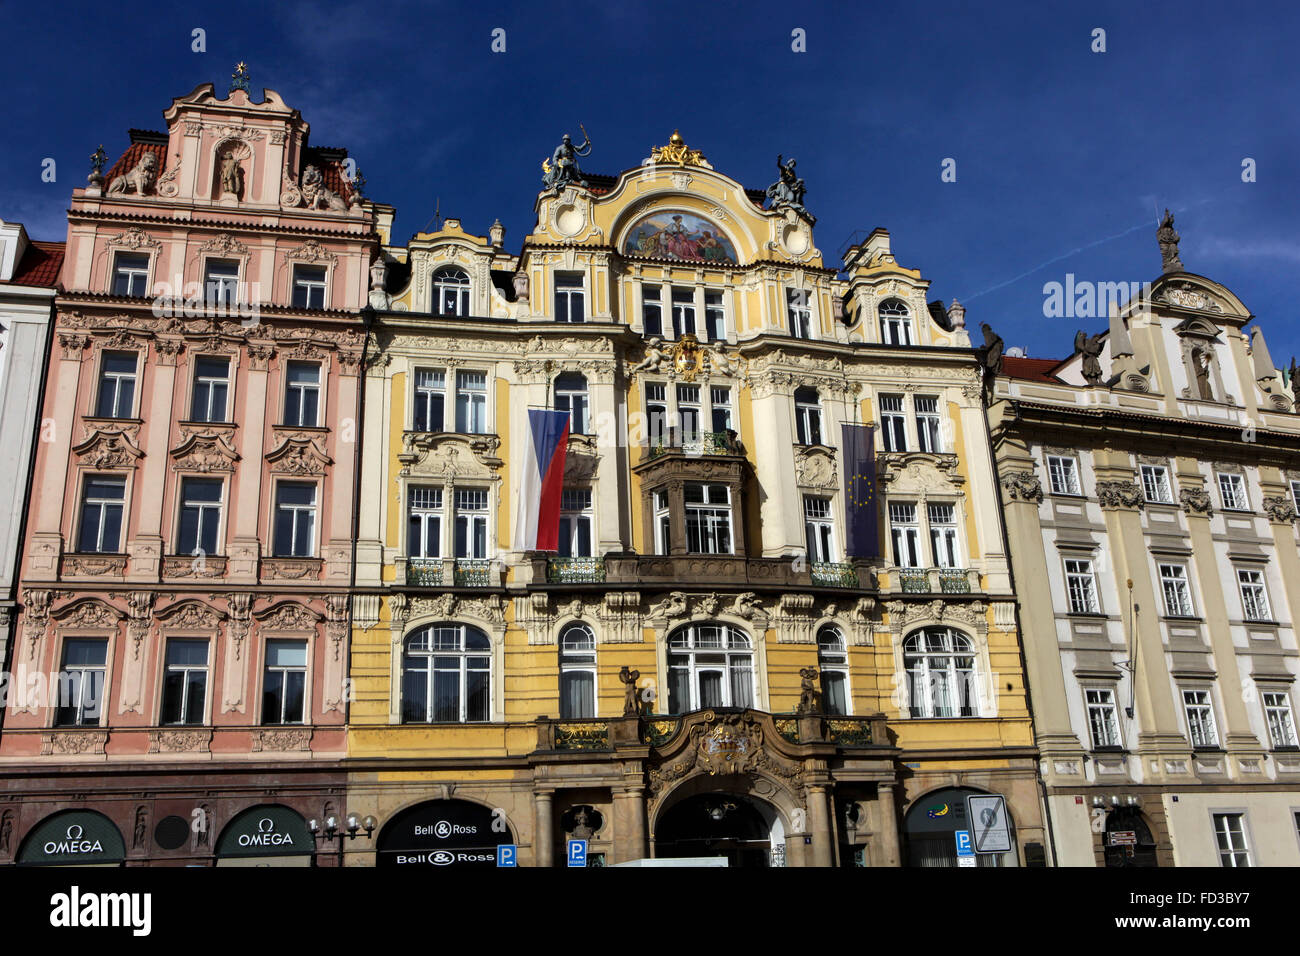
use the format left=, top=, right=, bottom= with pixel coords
left=215, top=804, right=317, bottom=867
left=376, top=799, right=515, bottom=868
left=16, top=809, right=126, bottom=867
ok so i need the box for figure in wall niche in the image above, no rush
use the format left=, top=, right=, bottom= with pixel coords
left=1192, top=345, right=1213, bottom=401
left=542, top=126, right=592, bottom=192
left=220, top=151, right=244, bottom=199
left=1075, top=330, right=1105, bottom=385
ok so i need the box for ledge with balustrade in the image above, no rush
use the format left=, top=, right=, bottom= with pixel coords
left=888, top=567, right=978, bottom=594
left=400, top=557, right=501, bottom=588
left=526, top=552, right=877, bottom=591
left=645, top=430, right=744, bottom=461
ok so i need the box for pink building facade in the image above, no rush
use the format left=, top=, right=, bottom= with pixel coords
left=0, top=78, right=381, bottom=866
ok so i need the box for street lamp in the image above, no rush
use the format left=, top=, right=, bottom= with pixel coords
left=309, top=813, right=378, bottom=866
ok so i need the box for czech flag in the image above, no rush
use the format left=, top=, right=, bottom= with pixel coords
left=513, top=409, right=570, bottom=552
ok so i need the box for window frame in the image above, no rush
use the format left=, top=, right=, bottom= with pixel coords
left=559, top=623, right=597, bottom=719
left=1262, top=690, right=1299, bottom=750
left=159, top=638, right=210, bottom=726
left=203, top=257, right=241, bottom=308
left=1182, top=687, right=1220, bottom=749
left=453, top=486, right=490, bottom=560
left=432, top=267, right=471, bottom=317
left=401, top=623, right=492, bottom=724
left=272, top=481, right=318, bottom=558
left=1217, top=472, right=1249, bottom=512
left=290, top=264, right=328, bottom=310
left=261, top=638, right=309, bottom=726
left=1158, top=563, right=1196, bottom=618
left=282, top=360, right=322, bottom=428
left=111, top=251, right=151, bottom=298
left=189, top=355, right=231, bottom=423
left=889, top=501, right=922, bottom=569
left=95, top=350, right=140, bottom=420
left=666, top=623, right=755, bottom=714
left=1085, top=686, right=1122, bottom=749
left=1064, top=557, right=1101, bottom=614
left=558, top=487, right=594, bottom=558
left=412, top=367, right=447, bottom=433
left=786, top=287, right=812, bottom=339
left=817, top=625, right=851, bottom=716
left=554, top=372, right=590, bottom=436
left=1047, top=454, right=1083, bottom=496
left=914, top=395, right=942, bottom=453
left=683, top=482, right=733, bottom=555
left=53, top=637, right=110, bottom=728
left=794, top=387, right=823, bottom=446
left=903, top=627, right=979, bottom=719
left=454, top=369, right=489, bottom=435
left=804, top=495, right=837, bottom=563
left=77, top=474, right=128, bottom=554
left=176, top=476, right=224, bottom=558
left=879, top=298, right=913, bottom=346
left=880, top=394, right=908, bottom=453
left=1140, top=464, right=1174, bottom=504
left=406, top=485, right=444, bottom=559
left=1236, top=568, right=1273, bottom=622
left=1212, top=812, right=1253, bottom=868
left=554, top=272, right=587, bottom=324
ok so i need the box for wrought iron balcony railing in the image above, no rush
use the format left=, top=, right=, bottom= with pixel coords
left=938, top=569, right=971, bottom=593
left=547, top=556, right=606, bottom=583
left=648, top=431, right=742, bottom=459
left=810, top=561, right=859, bottom=588
left=406, top=558, right=444, bottom=587
left=899, top=569, right=930, bottom=592
left=454, top=559, right=494, bottom=587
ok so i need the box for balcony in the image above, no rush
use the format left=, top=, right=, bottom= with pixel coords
left=895, top=567, right=977, bottom=593
left=406, top=558, right=444, bottom=587
left=810, top=562, right=859, bottom=588
left=547, top=556, right=606, bottom=584
left=454, top=559, right=494, bottom=587
left=647, top=430, right=743, bottom=460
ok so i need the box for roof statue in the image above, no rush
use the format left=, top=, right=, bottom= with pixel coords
left=1158, top=208, right=1183, bottom=273
left=765, top=154, right=815, bottom=224
left=1075, top=330, right=1105, bottom=385
left=649, top=130, right=711, bottom=168
left=541, top=125, right=592, bottom=192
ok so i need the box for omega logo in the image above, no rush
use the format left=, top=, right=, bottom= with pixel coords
left=237, top=818, right=294, bottom=848
left=44, top=824, right=104, bottom=855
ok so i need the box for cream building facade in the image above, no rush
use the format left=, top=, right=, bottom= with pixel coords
left=990, top=227, right=1300, bottom=867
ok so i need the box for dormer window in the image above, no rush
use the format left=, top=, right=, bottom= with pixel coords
left=555, top=273, right=585, bottom=323
left=291, top=265, right=327, bottom=309
left=433, top=267, right=470, bottom=316
left=111, top=252, right=150, bottom=297
left=879, top=299, right=913, bottom=345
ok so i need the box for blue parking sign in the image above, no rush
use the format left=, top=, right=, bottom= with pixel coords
left=955, top=830, right=974, bottom=857
left=497, top=844, right=517, bottom=867
left=567, top=839, right=588, bottom=867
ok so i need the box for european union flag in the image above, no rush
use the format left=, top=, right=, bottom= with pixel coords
left=842, top=423, right=878, bottom=558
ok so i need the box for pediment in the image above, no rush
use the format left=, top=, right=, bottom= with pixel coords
left=1148, top=274, right=1249, bottom=321
left=73, top=428, right=144, bottom=469
left=51, top=598, right=125, bottom=629
left=170, top=432, right=240, bottom=472
left=399, top=432, right=503, bottom=479
left=265, top=437, right=332, bottom=476
left=879, top=452, right=963, bottom=493
left=156, top=599, right=227, bottom=630
left=253, top=601, right=323, bottom=631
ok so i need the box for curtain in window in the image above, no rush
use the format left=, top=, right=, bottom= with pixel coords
left=561, top=671, right=594, bottom=719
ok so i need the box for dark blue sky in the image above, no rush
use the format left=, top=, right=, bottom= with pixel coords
left=2, top=1, right=1296, bottom=362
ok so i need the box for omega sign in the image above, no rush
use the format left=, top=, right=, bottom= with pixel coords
left=237, top=818, right=296, bottom=849
left=44, top=825, right=104, bottom=856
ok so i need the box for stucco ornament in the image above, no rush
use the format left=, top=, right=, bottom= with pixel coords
left=1095, top=480, right=1144, bottom=510
left=300, top=165, right=347, bottom=211
left=107, top=152, right=158, bottom=197
left=1263, top=495, right=1298, bottom=524
left=1000, top=471, right=1043, bottom=503
left=693, top=712, right=763, bottom=775
left=1179, top=486, right=1213, bottom=516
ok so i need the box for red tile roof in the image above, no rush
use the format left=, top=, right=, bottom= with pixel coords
left=103, top=142, right=168, bottom=186
left=1002, top=356, right=1063, bottom=383
left=2, top=240, right=65, bottom=288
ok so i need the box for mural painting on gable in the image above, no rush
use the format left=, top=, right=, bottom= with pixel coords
left=622, top=211, right=737, bottom=264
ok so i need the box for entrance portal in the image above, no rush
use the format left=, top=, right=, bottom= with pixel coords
left=654, top=793, right=781, bottom=867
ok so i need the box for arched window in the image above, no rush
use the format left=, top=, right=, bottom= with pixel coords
left=402, top=623, right=491, bottom=723
left=794, top=386, right=822, bottom=446
left=559, top=623, right=596, bottom=718
left=433, top=267, right=470, bottom=317
left=668, top=623, right=754, bottom=714
left=554, top=372, right=589, bottom=435
left=879, top=299, right=913, bottom=346
left=903, top=627, right=977, bottom=718
left=817, top=626, right=850, bottom=715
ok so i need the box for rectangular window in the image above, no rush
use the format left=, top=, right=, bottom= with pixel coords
left=455, top=370, right=487, bottom=434
left=1291, top=480, right=1300, bottom=515
left=413, top=368, right=446, bottom=432
left=880, top=395, right=907, bottom=452
left=646, top=383, right=667, bottom=448
left=555, top=378, right=589, bottom=435
left=684, top=483, right=732, bottom=554
left=671, top=288, right=696, bottom=338
left=559, top=488, right=593, bottom=558
left=804, top=496, right=836, bottom=562
left=54, top=639, right=108, bottom=727
left=283, top=362, right=321, bottom=427
left=889, top=502, right=922, bottom=568
left=1065, top=558, right=1100, bottom=613
left=1237, top=569, right=1272, bottom=621
left=1218, top=472, right=1249, bottom=511
left=1183, top=689, right=1219, bottom=748
left=1140, top=464, right=1173, bottom=503
left=795, top=392, right=822, bottom=446
left=1047, top=455, right=1082, bottom=495
left=653, top=489, right=671, bottom=555
left=914, top=396, right=941, bottom=453
left=676, top=384, right=701, bottom=444
left=787, top=288, right=812, bottom=339
left=554, top=272, right=586, bottom=323
left=928, top=502, right=960, bottom=569
left=1086, top=688, right=1122, bottom=749
left=177, top=477, right=223, bottom=557
left=710, top=386, right=733, bottom=434
left=1159, top=564, right=1195, bottom=617
left=204, top=259, right=240, bottom=307
left=263, top=640, right=307, bottom=725
left=111, top=252, right=150, bottom=297
left=78, top=476, right=126, bottom=553
left=407, top=485, right=442, bottom=558
left=642, top=285, right=663, bottom=337
left=161, top=639, right=208, bottom=725
left=95, top=352, right=138, bottom=419
left=560, top=628, right=596, bottom=719
left=1213, top=813, right=1252, bottom=867
left=291, top=265, right=327, bottom=309
left=1263, top=691, right=1298, bottom=749
left=705, top=290, right=725, bottom=342
left=273, top=482, right=316, bottom=557
left=190, top=356, right=230, bottom=423
left=454, top=488, right=489, bottom=559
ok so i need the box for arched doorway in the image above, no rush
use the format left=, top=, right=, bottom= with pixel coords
left=215, top=804, right=315, bottom=867
left=1103, top=806, right=1158, bottom=867
left=903, top=787, right=1019, bottom=867
left=376, top=799, right=514, bottom=868
left=655, top=793, right=783, bottom=867
left=17, top=809, right=125, bottom=867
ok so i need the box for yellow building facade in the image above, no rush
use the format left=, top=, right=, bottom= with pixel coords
left=344, top=134, right=1045, bottom=867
